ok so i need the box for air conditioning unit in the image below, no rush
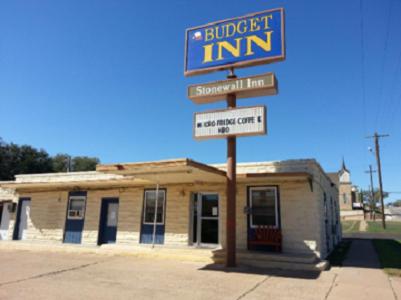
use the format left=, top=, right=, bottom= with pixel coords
left=68, top=210, right=83, bottom=219
left=68, top=210, right=78, bottom=217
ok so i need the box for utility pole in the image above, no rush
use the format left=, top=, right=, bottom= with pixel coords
left=66, top=155, right=72, bottom=172
left=366, top=132, right=389, bottom=229
left=365, top=165, right=376, bottom=220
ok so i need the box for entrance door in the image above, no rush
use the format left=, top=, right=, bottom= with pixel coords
left=64, top=192, right=87, bottom=244
left=247, top=186, right=280, bottom=250
left=13, top=198, right=31, bottom=240
left=192, top=193, right=219, bottom=246
left=140, top=189, right=166, bottom=244
left=98, top=198, right=119, bottom=245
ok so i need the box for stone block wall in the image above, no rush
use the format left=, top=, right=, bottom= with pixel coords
left=21, top=191, right=68, bottom=243
left=10, top=174, right=337, bottom=260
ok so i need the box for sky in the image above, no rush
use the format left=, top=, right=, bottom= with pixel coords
left=0, top=0, right=400, bottom=203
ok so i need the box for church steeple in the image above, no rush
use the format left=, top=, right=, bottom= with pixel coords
left=341, top=157, right=350, bottom=173
left=339, top=157, right=351, bottom=183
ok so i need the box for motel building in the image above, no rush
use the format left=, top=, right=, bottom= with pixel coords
left=0, top=158, right=341, bottom=271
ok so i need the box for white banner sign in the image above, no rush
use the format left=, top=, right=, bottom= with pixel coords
left=194, top=106, right=266, bottom=140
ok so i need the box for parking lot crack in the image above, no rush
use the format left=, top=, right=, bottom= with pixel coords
left=0, top=259, right=108, bottom=287
left=324, top=273, right=338, bottom=300
left=235, top=276, right=270, bottom=300
left=388, top=276, right=398, bottom=300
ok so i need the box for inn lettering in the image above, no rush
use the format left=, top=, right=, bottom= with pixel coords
left=202, top=15, right=274, bottom=63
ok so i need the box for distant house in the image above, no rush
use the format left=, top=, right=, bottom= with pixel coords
left=0, top=158, right=341, bottom=267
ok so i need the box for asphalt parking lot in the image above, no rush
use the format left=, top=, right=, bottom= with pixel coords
left=0, top=249, right=336, bottom=300
left=0, top=246, right=399, bottom=300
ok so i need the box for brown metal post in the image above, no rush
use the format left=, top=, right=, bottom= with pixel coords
left=374, top=133, right=386, bottom=229
left=226, top=71, right=237, bottom=267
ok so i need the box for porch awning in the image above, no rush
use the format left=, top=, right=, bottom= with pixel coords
left=96, top=158, right=226, bottom=184
left=1, top=159, right=226, bottom=192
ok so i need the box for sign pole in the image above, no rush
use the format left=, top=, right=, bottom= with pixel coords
left=185, top=8, right=285, bottom=267
left=226, top=68, right=237, bottom=267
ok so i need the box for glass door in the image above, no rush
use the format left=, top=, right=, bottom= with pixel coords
left=192, top=193, right=219, bottom=246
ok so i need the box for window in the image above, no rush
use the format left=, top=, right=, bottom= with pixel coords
left=249, top=186, right=278, bottom=228
left=107, top=203, right=119, bottom=227
left=342, top=193, right=347, bottom=204
left=67, top=196, right=86, bottom=220
left=143, top=190, right=165, bottom=225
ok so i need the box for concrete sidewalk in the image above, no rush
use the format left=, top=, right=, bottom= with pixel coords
left=326, top=239, right=399, bottom=300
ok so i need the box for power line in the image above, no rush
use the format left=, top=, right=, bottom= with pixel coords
left=359, top=0, right=368, bottom=136
left=385, top=92, right=401, bottom=134
left=383, top=31, right=401, bottom=133
left=375, top=0, right=394, bottom=130
left=359, top=0, right=371, bottom=171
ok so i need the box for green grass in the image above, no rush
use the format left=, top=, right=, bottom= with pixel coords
left=341, top=220, right=361, bottom=233
left=372, top=239, right=401, bottom=277
left=327, top=239, right=352, bottom=266
left=367, top=221, right=401, bottom=234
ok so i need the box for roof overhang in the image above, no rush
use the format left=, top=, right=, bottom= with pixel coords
left=2, top=159, right=227, bottom=192
left=237, top=172, right=314, bottom=191
left=238, top=172, right=312, bottom=179
left=96, top=158, right=226, bottom=183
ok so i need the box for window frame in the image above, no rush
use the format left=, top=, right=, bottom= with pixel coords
left=249, top=186, right=279, bottom=229
left=143, top=189, right=166, bottom=225
left=67, top=196, right=86, bottom=220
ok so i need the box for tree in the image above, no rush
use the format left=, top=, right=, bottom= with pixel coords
left=0, top=138, right=100, bottom=179
left=52, top=154, right=99, bottom=172
left=389, top=200, right=401, bottom=207
left=72, top=156, right=100, bottom=172
left=52, top=154, right=71, bottom=172
left=361, top=189, right=389, bottom=203
left=361, top=189, right=389, bottom=213
left=0, top=141, right=53, bottom=180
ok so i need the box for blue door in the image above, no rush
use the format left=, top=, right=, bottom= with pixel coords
left=98, top=198, right=119, bottom=245
left=140, top=189, right=166, bottom=244
left=64, top=191, right=87, bottom=244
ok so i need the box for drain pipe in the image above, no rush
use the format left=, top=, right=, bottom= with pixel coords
left=151, top=182, right=160, bottom=248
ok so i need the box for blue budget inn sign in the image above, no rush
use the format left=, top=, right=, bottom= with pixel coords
left=184, top=8, right=285, bottom=76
